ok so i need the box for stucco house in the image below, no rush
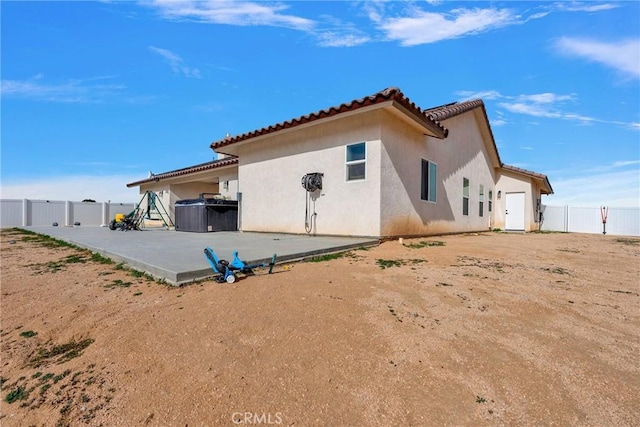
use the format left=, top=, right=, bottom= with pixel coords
left=127, top=87, right=552, bottom=237
left=127, top=156, right=239, bottom=218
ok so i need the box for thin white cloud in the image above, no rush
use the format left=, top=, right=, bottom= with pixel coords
left=545, top=169, right=640, bottom=207
left=316, top=31, right=371, bottom=48
left=313, top=13, right=372, bottom=47
left=1, top=75, right=125, bottom=103
left=552, top=2, right=619, bottom=13
left=149, top=46, right=201, bottom=78
left=144, top=0, right=315, bottom=31
left=612, top=160, right=640, bottom=168
left=554, top=37, right=640, bottom=79
left=143, top=1, right=375, bottom=47
left=456, top=89, right=637, bottom=130
left=580, top=159, right=640, bottom=174
left=499, top=101, right=599, bottom=125
left=456, top=90, right=503, bottom=101
left=364, top=1, right=621, bottom=48
left=516, top=93, right=576, bottom=104
left=0, top=175, right=141, bottom=203
left=374, top=7, right=517, bottom=46
left=499, top=102, right=554, bottom=118
left=529, top=11, right=550, bottom=20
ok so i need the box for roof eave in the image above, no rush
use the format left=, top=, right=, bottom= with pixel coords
left=542, top=177, right=554, bottom=195
left=501, top=164, right=553, bottom=195
left=126, top=158, right=238, bottom=188
left=212, top=104, right=391, bottom=156
left=210, top=87, right=449, bottom=152
left=391, top=101, right=448, bottom=139
left=212, top=101, right=448, bottom=155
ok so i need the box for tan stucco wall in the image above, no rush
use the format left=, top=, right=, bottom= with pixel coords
left=380, top=111, right=497, bottom=236
left=216, top=170, right=239, bottom=200
left=236, top=107, right=503, bottom=237
left=494, top=171, right=543, bottom=231
left=236, top=112, right=383, bottom=236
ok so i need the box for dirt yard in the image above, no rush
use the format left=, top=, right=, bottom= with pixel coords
left=1, top=228, right=638, bottom=426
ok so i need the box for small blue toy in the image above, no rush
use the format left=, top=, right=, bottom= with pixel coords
left=204, top=247, right=277, bottom=283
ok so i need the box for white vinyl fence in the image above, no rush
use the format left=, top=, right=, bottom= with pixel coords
left=541, top=205, right=639, bottom=236
left=1, top=199, right=136, bottom=228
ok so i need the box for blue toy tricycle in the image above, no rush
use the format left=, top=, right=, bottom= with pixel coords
left=204, top=247, right=277, bottom=283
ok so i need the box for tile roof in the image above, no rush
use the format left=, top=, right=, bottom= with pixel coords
left=502, top=164, right=554, bottom=194
left=422, top=99, right=554, bottom=195
left=210, top=87, right=449, bottom=151
left=126, top=88, right=552, bottom=195
left=126, top=157, right=238, bottom=188
left=425, top=99, right=486, bottom=122
left=423, top=98, right=503, bottom=167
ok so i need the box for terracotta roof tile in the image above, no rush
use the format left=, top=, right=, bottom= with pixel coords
left=126, top=157, right=238, bottom=188
left=425, top=99, right=486, bottom=122
left=211, top=87, right=448, bottom=151
left=422, top=98, right=503, bottom=167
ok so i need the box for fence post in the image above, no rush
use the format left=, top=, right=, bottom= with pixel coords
left=564, top=205, right=569, bottom=232
left=22, top=199, right=28, bottom=226
left=102, top=202, right=108, bottom=227
left=65, top=201, right=72, bottom=226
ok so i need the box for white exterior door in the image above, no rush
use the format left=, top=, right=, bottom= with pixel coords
left=505, top=192, right=525, bottom=230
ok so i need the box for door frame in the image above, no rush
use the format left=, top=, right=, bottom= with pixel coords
left=505, top=192, right=526, bottom=231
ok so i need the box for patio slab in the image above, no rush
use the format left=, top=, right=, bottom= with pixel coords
left=23, top=226, right=379, bottom=285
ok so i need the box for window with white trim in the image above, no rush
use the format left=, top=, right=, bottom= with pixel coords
left=346, top=142, right=366, bottom=181
left=421, top=159, right=437, bottom=202
left=463, top=177, right=470, bottom=216
left=479, top=184, right=484, bottom=217
left=488, top=190, right=493, bottom=212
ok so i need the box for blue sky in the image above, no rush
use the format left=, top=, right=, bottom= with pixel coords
left=1, top=1, right=639, bottom=206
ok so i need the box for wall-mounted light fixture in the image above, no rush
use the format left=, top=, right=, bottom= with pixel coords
left=497, top=191, right=502, bottom=199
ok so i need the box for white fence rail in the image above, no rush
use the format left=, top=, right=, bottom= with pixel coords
left=541, top=205, right=639, bottom=236
left=1, top=199, right=136, bottom=228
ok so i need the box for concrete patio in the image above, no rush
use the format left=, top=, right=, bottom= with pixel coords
left=22, top=226, right=379, bottom=285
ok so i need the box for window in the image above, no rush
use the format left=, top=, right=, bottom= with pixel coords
left=488, top=190, right=493, bottom=212
left=346, top=142, right=366, bottom=181
left=146, top=192, right=158, bottom=219
left=463, top=178, right=470, bottom=216
left=148, top=192, right=157, bottom=209
left=421, top=159, right=437, bottom=202
left=479, top=185, right=484, bottom=217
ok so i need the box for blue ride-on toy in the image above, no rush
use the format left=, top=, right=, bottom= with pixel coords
left=204, top=247, right=277, bottom=283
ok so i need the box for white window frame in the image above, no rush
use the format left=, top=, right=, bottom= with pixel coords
left=345, top=142, right=366, bottom=181
left=421, top=159, right=437, bottom=203
left=479, top=184, right=484, bottom=217
left=463, top=177, right=470, bottom=216
left=488, top=190, right=493, bottom=212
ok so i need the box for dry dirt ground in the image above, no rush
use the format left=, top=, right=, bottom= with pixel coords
left=1, top=228, right=639, bottom=427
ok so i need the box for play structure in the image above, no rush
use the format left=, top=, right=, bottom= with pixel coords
left=109, top=191, right=174, bottom=231
left=204, top=247, right=277, bottom=283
